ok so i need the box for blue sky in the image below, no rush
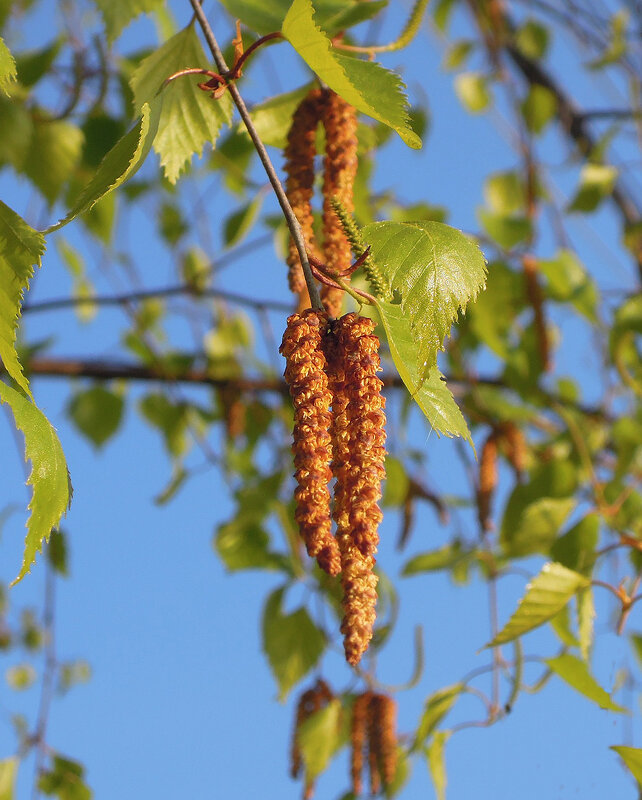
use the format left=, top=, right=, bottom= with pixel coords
left=0, top=1, right=641, bottom=798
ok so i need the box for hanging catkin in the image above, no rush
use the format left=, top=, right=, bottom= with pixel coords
left=283, top=89, right=327, bottom=309
left=477, top=432, right=498, bottom=532
left=368, top=693, right=398, bottom=790
left=350, top=692, right=371, bottom=797
left=280, top=310, right=342, bottom=576
left=321, top=92, right=358, bottom=318
left=325, top=313, right=386, bottom=665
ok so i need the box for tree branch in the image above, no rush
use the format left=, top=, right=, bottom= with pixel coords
left=188, top=0, right=323, bottom=310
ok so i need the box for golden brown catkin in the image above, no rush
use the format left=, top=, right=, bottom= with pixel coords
left=280, top=310, right=342, bottom=576
left=325, top=313, right=385, bottom=665
left=477, top=432, right=499, bottom=533
left=499, top=422, right=527, bottom=480
left=321, top=92, right=358, bottom=318
left=284, top=90, right=327, bottom=310
left=350, top=692, right=372, bottom=797
left=369, top=694, right=398, bottom=789
left=522, top=253, right=550, bottom=372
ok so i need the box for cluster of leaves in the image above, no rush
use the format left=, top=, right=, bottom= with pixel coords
left=2, top=0, right=642, bottom=797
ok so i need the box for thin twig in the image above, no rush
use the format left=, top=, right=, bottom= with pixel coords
left=188, top=0, right=322, bottom=309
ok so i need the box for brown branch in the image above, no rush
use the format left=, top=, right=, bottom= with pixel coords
left=187, top=0, right=322, bottom=310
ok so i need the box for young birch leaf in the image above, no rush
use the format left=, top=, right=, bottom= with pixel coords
left=425, top=731, right=451, bottom=800
left=364, top=221, right=487, bottom=378
left=414, top=684, right=462, bottom=748
left=374, top=299, right=472, bottom=444
left=298, top=699, right=343, bottom=780
left=262, top=586, right=325, bottom=700
left=282, top=0, right=421, bottom=149
left=92, top=0, right=164, bottom=42
left=577, top=586, right=595, bottom=661
left=131, top=24, right=233, bottom=184
left=0, top=383, right=71, bottom=586
left=46, top=102, right=159, bottom=233
left=546, top=654, right=626, bottom=712
left=611, top=746, right=642, bottom=785
left=0, top=756, right=17, bottom=800
left=23, top=118, right=84, bottom=206
left=0, top=37, right=16, bottom=95
left=0, top=200, right=46, bottom=396
left=486, top=562, right=589, bottom=647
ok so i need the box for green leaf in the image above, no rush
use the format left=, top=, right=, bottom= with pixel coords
left=46, top=529, right=68, bottom=576
left=298, top=699, right=343, bottom=780
left=537, top=250, right=598, bottom=322
left=14, top=41, right=61, bottom=88
left=92, top=0, right=164, bottom=42
left=223, top=193, right=264, bottom=247
left=5, top=663, right=36, bottom=690
left=0, top=757, right=18, bottom=800
left=611, top=746, right=642, bottom=786
left=0, top=383, right=71, bottom=585
left=425, top=731, right=450, bottom=800
left=477, top=208, right=532, bottom=249
left=454, top=72, right=490, bottom=113
left=520, top=85, right=556, bottom=134
left=262, top=586, right=325, bottom=700
left=0, top=200, right=46, bottom=395
left=245, top=85, right=311, bottom=149
left=568, top=164, right=618, bottom=213
left=550, top=513, right=599, bottom=574
left=38, top=755, right=91, bottom=800
left=403, top=542, right=470, bottom=576
left=484, top=171, right=526, bottom=215
left=415, top=684, right=462, bottom=747
left=374, top=299, right=472, bottom=444
left=220, top=0, right=381, bottom=36
left=382, top=456, right=409, bottom=507
left=486, top=562, right=589, bottom=647
left=282, top=0, right=421, bottom=148
left=549, top=604, right=579, bottom=648
left=546, top=654, right=626, bottom=712
left=502, top=496, right=575, bottom=558
left=364, top=221, right=487, bottom=377
left=215, top=515, right=288, bottom=572
left=47, top=102, right=159, bottom=233
left=0, top=36, right=16, bottom=95
left=131, top=24, right=232, bottom=183
left=515, top=20, right=549, bottom=60
left=68, top=386, right=124, bottom=448
left=577, top=587, right=595, bottom=661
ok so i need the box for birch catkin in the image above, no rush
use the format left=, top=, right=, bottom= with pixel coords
left=284, top=89, right=327, bottom=308
left=321, top=92, right=358, bottom=318
left=280, top=310, right=342, bottom=576
left=325, top=313, right=386, bottom=665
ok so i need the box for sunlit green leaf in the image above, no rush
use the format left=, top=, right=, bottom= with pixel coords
left=484, top=172, right=526, bottom=215
left=262, top=586, right=325, bottom=700
left=14, top=40, right=61, bottom=87
left=224, top=193, right=265, bottom=247
left=0, top=757, right=17, bottom=800
left=415, top=684, right=462, bottom=747
left=403, top=542, right=470, bottom=576
left=282, top=0, right=421, bottom=148
left=549, top=604, right=579, bottom=648
left=92, top=0, right=164, bottom=42
left=131, top=24, right=233, bottom=183
left=47, top=102, right=159, bottom=232
left=215, top=515, right=289, bottom=572
left=374, top=299, right=472, bottom=443
left=0, top=200, right=45, bottom=395
left=425, top=731, right=450, bottom=800
left=298, top=699, right=343, bottom=780
left=245, top=85, right=311, bottom=149
left=364, top=220, right=487, bottom=377
left=577, top=587, right=595, bottom=661
left=382, top=456, right=409, bottom=507
left=520, top=85, right=556, bottom=134
left=221, top=0, right=383, bottom=36
left=46, top=529, right=68, bottom=576
left=454, top=72, right=490, bottom=113
left=568, top=164, right=618, bottom=213
left=550, top=513, right=599, bottom=574
left=68, top=386, right=124, bottom=448
left=0, top=382, right=72, bottom=585
left=515, top=20, right=549, bottom=60
left=38, top=754, right=91, bottom=800
left=0, top=36, right=16, bottom=95
left=546, top=654, right=626, bottom=712
left=537, top=250, right=598, bottom=322
left=478, top=209, right=532, bottom=249
left=486, top=562, right=589, bottom=647
left=611, top=746, right=642, bottom=786
left=5, top=663, right=36, bottom=690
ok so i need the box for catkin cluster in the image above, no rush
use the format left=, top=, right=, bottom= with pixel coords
left=280, top=311, right=386, bottom=665
left=283, top=88, right=358, bottom=317
left=290, top=678, right=334, bottom=799
left=476, top=423, right=527, bottom=531
left=351, top=692, right=398, bottom=796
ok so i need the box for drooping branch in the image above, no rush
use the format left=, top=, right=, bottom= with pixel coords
left=187, top=0, right=323, bottom=310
